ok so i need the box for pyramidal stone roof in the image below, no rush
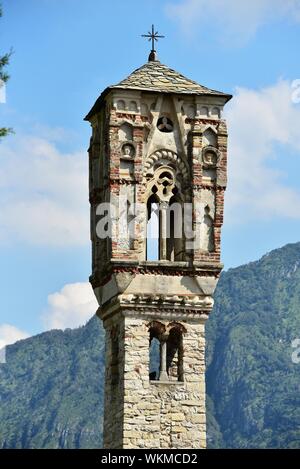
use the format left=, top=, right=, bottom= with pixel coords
left=85, top=60, right=232, bottom=120
left=111, top=60, right=229, bottom=97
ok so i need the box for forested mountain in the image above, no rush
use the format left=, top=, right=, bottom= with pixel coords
left=0, top=317, right=105, bottom=448
left=206, top=242, right=300, bottom=448
left=1, top=242, right=300, bottom=448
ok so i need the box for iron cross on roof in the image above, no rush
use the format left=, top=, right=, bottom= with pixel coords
left=142, top=25, right=165, bottom=62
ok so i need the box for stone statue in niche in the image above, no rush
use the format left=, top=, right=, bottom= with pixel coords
left=122, top=143, right=135, bottom=159
left=203, top=149, right=218, bottom=168
left=200, top=205, right=215, bottom=252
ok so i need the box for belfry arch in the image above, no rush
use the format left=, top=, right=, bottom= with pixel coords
left=143, top=149, right=189, bottom=183
left=144, top=150, right=186, bottom=262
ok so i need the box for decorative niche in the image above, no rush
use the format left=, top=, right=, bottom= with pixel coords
left=202, top=146, right=219, bottom=183
left=120, top=143, right=135, bottom=179
left=116, top=100, right=126, bottom=111
left=202, top=127, right=217, bottom=147
left=120, top=159, right=134, bottom=178
left=118, top=123, right=133, bottom=141
left=141, top=103, right=149, bottom=116
left=121, top=143, right=135, bottom=159
left=157, top=116, right=174, bottom=133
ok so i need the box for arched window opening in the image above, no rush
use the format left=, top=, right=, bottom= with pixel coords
left=166, top=196, right=184, bottom=261
left=129, top=100, right=138, bottom=112
left=116, top=99, right=126, bottom=111
left=148, top=322, right=186, bottom=382
left=148, top=322, right=165, bottom=381
left=144, top=152, right=189, bottom=263
left=167, top=326, right=184, bottom=382
left=149, top=337, right=160, bottom=380
left=141, top=103, right=149, bottom=116
left=200, top=106, right=209, bottom=117
left=146, top=193, right=185, bottom=262
left=146, top=194, right=160, bottom=261
left=211, top=107, right=220, bottom=118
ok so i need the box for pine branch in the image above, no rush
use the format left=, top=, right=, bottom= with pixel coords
left=0, top=127, right=14, bottom=139
left=0, top=3, right=14, bottom=139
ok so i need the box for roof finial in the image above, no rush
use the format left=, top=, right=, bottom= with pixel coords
left=141, top=25, right=165, bottom=62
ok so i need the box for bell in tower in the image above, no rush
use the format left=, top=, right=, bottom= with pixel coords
left=85, top=27, right=232, bottom=449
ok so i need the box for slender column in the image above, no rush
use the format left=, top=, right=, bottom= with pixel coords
left=159, top=201, right=168, bottom=260
left=159, top=337, right=169, bottom=381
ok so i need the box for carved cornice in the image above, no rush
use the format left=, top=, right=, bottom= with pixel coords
left=98, top=302, right=211, bottom=324
left=119, top=293, right=214, bottom=309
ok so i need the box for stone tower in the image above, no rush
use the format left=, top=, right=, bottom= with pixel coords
left=85, top=46, right=232, bottom=449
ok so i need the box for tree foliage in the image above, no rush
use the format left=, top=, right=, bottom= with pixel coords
left=0, top=4, right=13, bottom=139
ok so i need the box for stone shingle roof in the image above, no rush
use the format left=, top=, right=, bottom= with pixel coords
left=111, top=60, right=229, bottom=97
left=85, top=60, right=232, bottom=120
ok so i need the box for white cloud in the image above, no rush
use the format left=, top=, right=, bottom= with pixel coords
left=0, top=134, right=89, bottom=246
left=42, top=282, right=98, bottom=330
left=1, top=283, right=97, bottom=354
left=0, top=324, right=30, bottom=349
left=225, top=79, right=300, bottom=223
left=167, top=0, right=300, bottom=44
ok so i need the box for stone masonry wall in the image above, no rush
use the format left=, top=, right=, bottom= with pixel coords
left=88, top=86, right=229, bottom=449
left=102, top=315, right=125, bottom=449
left=103, top=312, right=206, bottom=449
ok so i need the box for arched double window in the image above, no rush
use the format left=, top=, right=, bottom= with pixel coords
left=148, top=321, right=186, bottom=382
left=145, top=156, right=186, bottom=262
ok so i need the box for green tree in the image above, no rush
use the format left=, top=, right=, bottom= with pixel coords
left=0, top=3, right=13, bottom=138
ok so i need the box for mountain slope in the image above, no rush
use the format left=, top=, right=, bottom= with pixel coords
left=0, top=317, right=105, bottom=448
left=0, top=242, right=300, bottom=448
left=206, top=242, right=300, bottom=448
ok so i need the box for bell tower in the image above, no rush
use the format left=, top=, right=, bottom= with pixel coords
left=85, top=37, right=232, bottom=449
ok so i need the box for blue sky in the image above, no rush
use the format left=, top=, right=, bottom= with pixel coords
left=0, top=0, right=300, bottom=343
